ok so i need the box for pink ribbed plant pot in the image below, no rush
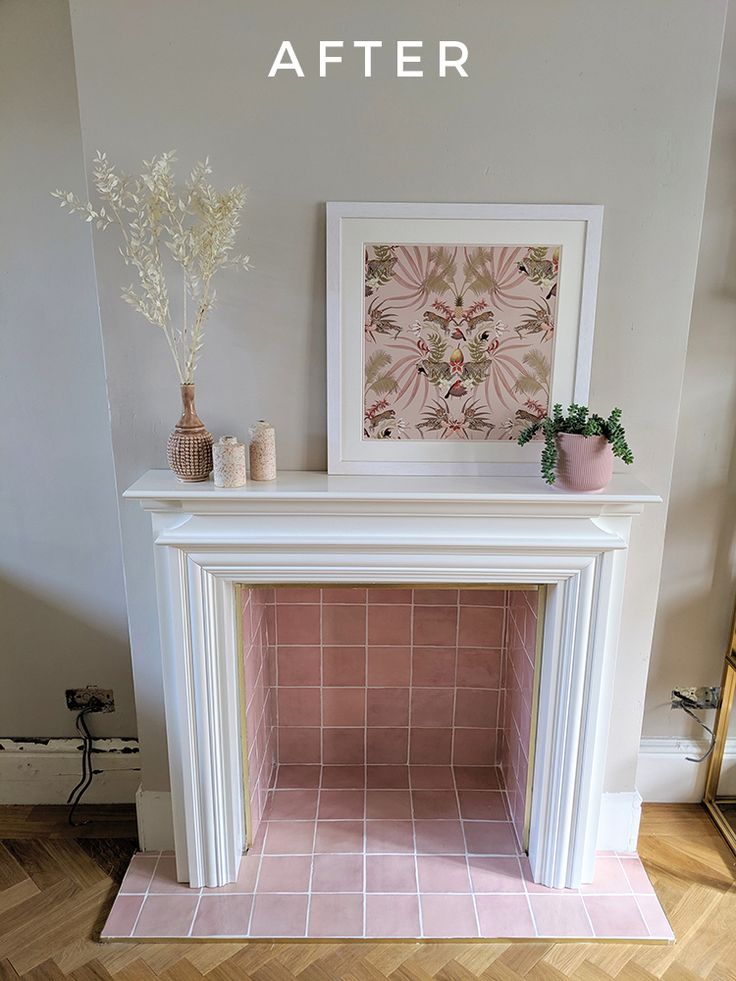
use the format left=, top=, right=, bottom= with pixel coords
left=554, top=433, right=613, bottom=492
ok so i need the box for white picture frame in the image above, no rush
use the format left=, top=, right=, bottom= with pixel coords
left=327, top=202, right=603, bottom=476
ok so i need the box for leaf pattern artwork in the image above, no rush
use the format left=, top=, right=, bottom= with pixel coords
left=362, top=244, right=560, bottom=440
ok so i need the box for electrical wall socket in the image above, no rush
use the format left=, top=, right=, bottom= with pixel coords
left=671, top=686, right=721, bottom=710
left=65, top=686, right=115, bottom=713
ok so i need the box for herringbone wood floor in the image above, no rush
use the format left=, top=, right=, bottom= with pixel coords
left=0, top=803, right=734, bottom=980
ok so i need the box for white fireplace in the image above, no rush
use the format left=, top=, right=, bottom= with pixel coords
left=125, top=470, right=658, bottom=891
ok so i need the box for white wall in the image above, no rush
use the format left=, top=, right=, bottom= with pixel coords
left=645, top=4, right=736, bottom=749
left=0, top=0, right=134, bottom=737
left=66, top=0, right=726, bottom=803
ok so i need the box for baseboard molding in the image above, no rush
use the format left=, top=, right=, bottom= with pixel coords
left=597, top=791, right=642, bottom=852
left=136, top=787, right=175, bottom=851
left=637, top=736, right=736, bottom=802
left=0, top=737, right=140, bottom=804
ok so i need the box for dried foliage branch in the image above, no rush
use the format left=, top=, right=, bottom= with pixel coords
left=53, top=151, right=250, bottom=383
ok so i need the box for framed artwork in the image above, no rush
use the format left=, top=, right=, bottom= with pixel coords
left=327, top=202, right=603, bottom=475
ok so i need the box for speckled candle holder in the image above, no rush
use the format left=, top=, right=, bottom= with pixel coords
left=248, top=420, right=277, bottom=480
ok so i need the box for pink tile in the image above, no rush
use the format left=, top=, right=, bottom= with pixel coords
left=322, top=765, right=365, bottom=788
left=308, top=893, right=364, bottom=938
left=456, top=649, right=502, bottom=688
left=411, top=648, right=456, bottom=687
left=323, top=604, right=366, bottom=645
left=458, top=791, right=507, bottom=820
left=529, top=895, right=594, bottom=938
left=464, top=821, right=518, bottom=855
left=250, top=893, right=308, bottom=937
left=410, top=765, right=454, bottom=789
left=315, top=820, right=364, bottom=853
left=275, top=764, right=321, bottom=789
left=410, top=688, right=454, bottom=727
left=367, top=647, right=411, bottom=685
left=324, top=587, right=367, bottom=604
left=101, top=894, right=143, bottom=937
left=204, top=854, right=259, bottom=894
left=277, top=647, right=321, bottom=686
left=459, top=589, right=505, bottom=606
left=417, top=854, right=471, bottom=893
left=366, top=820, right=414, bottom=854
left=119, top=854, right=157, bottom=893
left=263, top=821, right=315, bottom=854
left=366, top=854, right=417, bottom=892
left=323, top=647, right=366, bottom=686
left=413, top=605, right=458, bottom=647
left=133, top=895, right=199, bottom=937
left=468, top=856, right=525, bottom=893
left=581, top=856, right=632, bottom=894
left=367, top=605, right=412, bottom=645
left=191, top=895, right=252, bottom=936
left=311, top=853, right=364, bottom=892
left=278, top=727, right=321, bottom=763
left=366, top=789, right=412, bottom=819
left=276, top=604, right=320, bottom=645
left=409, top=727, right=452, bottom=764
left=367, top=727, right=408, bottom=764
left=476, top=895, right=536, bottom=938
left=453, top=728, right=496, bottom=765
left=455, top=689, right=499, bottom=727
left=414, top=820, right=465, bottom=854
left=323, top=727, right=365, bottom=765
left=457, top=606, right=504, bottom=648
left=454, top=765, right=501, bottom=790
left=367, top=588, right=411, bottom=604
left=322, top=688, right=365, bottom=726
left=619, top=856, right=656, bottom=894
left=637, top=894, right=674, bottom=939
left=318, top=789, right=365, bottom=820
left=412, top=790, right=459, bottom=819
left=366, top=894, right=420, bottom=938
left=367, top=764, right=410, bottom=788
left=367, top=688, right=410, bottom=726
left=275, top=587, right=321, bottom=603
left=277, top=687, right=321, bottom=726
left=414, top=588, right=458, bottom=605
left=257, top=855, right=311, bottom=892
left=265, top=789, right=319, bottom=821
left=420, top=894, right=478, bottom=938
left=584, top=895, right=649, bottom=938
left=148, top=855, right=191, bottom=894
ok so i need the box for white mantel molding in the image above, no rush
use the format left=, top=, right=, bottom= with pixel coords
left=125, top=470, right=659, bottom=889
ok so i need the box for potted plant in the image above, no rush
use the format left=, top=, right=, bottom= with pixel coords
left=53, top=152, right=250, bottom=481
left=517, top=403, right=633, bottom=491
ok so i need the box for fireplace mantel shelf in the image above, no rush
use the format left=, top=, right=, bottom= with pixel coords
left=125, top=469, right=660, bottom=514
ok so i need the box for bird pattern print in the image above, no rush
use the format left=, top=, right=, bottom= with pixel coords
left=362, top=243, right=560, bottom=440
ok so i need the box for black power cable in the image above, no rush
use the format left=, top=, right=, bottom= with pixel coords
left=67, top=708, right=101, bottom=826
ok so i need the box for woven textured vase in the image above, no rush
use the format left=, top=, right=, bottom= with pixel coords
left=167, top=383, right=213, bottom=482
left=554, top=433, right=613, bottom=492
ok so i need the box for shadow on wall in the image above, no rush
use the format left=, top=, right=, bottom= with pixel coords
left=0, top=576, right=134, bottom=738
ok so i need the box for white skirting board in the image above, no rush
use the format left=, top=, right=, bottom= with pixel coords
left=0, top=737, right=140, bottom=804
left=136, top=787, right=175, bottom=851
left=637, top=736, right=736, bottom=802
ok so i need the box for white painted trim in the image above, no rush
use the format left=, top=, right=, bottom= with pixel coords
left=637, top=736, right=736, bottom=802
left=597, top=791, right=642, bottom=852
left=127, top=469, right=656, bottom=889
left=136, top=786, right=175, bottom=851
left=0, top=737, right=139, bottom=804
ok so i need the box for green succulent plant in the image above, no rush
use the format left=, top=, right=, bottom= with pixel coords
left=517, top=403, right=634, bottom=485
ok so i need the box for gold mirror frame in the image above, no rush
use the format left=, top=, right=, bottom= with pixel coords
left=703, top=605, right=736, bottom=855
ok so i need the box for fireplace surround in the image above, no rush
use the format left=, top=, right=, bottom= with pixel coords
left=124, top=469, right=659, bottom=894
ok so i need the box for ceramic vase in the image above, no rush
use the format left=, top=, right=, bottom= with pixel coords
left=167, top=383, right=213, bottom=482
left=555, top=433, right=613, bottom=492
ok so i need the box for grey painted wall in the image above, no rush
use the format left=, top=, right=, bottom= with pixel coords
left=0, top=0, right=134, bottom=737
left=647, top=4, right=736, bottom=739
left=65, top=0, right=726, bottom=797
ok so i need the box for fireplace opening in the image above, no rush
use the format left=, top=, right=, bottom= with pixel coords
left=239, top=585, right=542, bottom=867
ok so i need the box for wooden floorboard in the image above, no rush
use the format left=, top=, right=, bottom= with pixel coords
left=0, top=804, right=733, bottom=979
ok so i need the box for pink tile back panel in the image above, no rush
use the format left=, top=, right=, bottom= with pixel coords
left=242, top=587, right=277, bottom=843
left=499, top=588, right=539, bottom=848
left=269, top=587, right=512, bottom=768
